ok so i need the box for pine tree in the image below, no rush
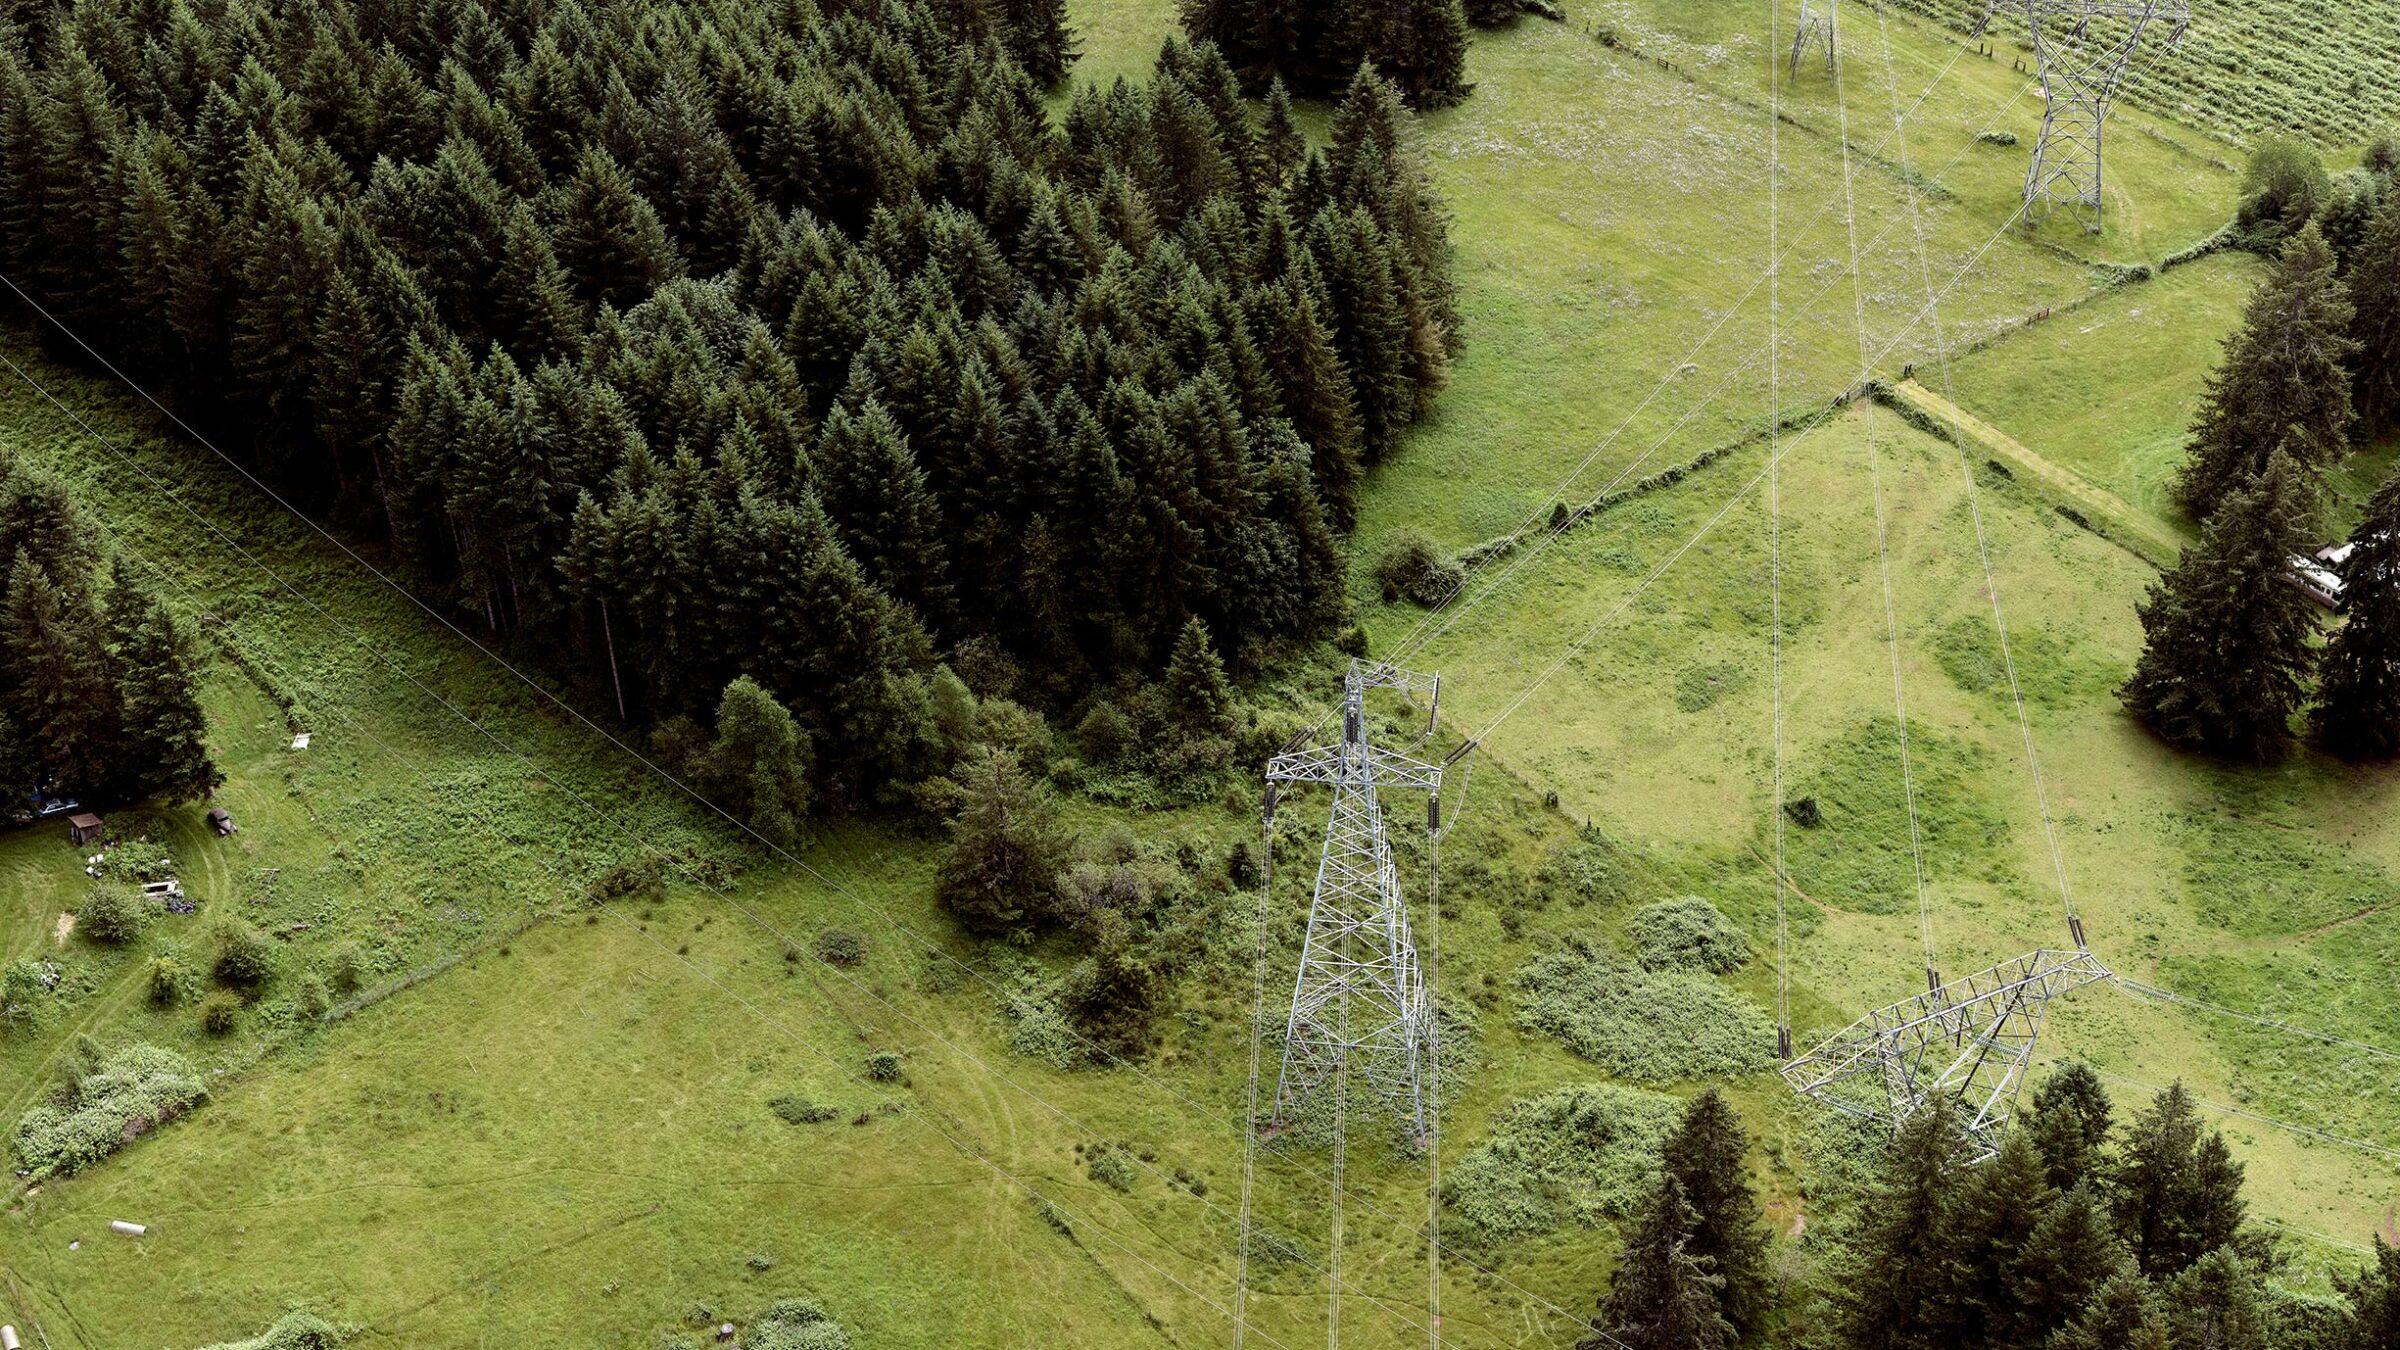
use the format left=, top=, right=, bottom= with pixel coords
left=1939, top=1131, right=2053, bottom=1345
left=2008, top=1185, right=2128, bottom=1345
left=1261, top=79, right=1304, bottom=185
left=2121, top=450, right=2324, bottom=760
left=2314, top=467, right=2400, bottom=758
left=2165, top=1247, right=2271, bottom=1350
left=1583, top=1172, right=1732, bottom=1350
left=102, top=559, right=219, bottom=802
left=1656, top=1088, right=1773, bottom=1337
left=2050, top=1270, right=2171, bottom=1350
left=934, top=745, right=1066, bottom=936
left=816, top=399, right=958, bottom=635
left=1831, top=1098, right=1962, bottom=1350
left=2025, top=1061, right=2114, bottom=1192
left=1162, top=614, right=1236, bottom=739
left=701, top=676, right=812, bottom=845
left=1, top=553, right=118, bottom=797
left=2106, top=1081, right=2249, bottom=1278
left=2352, top=190, right=2400, bottom=437
left=2174, top=223, right=2357, bottom=519
left=493, top=202, right=583, bottom=363
left=2335, top=1238, right=2400, bottom=1350
left=554, top=147, right=682, bottom=309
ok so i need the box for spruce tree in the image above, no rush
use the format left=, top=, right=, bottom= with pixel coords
left=1, top=553, right=117, bottom=796
left=2352, top=190, right=2400, bottom=437
left=554, top=147, right=682, bottom=309
left=1261, top=79, right=1304, bottom=185
left=2314, top=468, right=2400, bottom=758
left=2165, top=1247, right=2271, bottom=1350
left=1830, top=1098, right=1962, bottom=1350
left=1162, top=614, right=1236, bottom=740
left=102, top=559, right=219, bottom=802
left=2106, top=1081, right=2249, bottom=1278
left=2009, top=1185, right=2128, bottom=1345
left=2174, top=223, right=2357, bottom=519
left=2335, top=1238, right=2400, bottom=1350
left=2121, top=450, right=2324, bottom=760
left=1657, top=1088, right=1772, bottom=1337
left=2025, top=1061, right=2114, bottom=1192
left=1940, top=1132, right=2053, bottom=1345
left=934, top=745, right=1066, bottom=936
left=817, top=399, right=958, bottom=635
left=1584, top=1173, right=1732, bottom=1350
left=2050, top=1269, right=2171, bottom=1350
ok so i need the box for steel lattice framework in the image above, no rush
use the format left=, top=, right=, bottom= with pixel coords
left=1264, top=661, right=1444, bottom=1145
left=1977, top=0, right=2189, bottom=228
left=1790, top=0, right=1837, bottom=78
left=1782, top=948, right=2112, bottom=1158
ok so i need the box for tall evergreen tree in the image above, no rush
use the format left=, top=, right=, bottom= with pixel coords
left=2106, top=1081, right=2249, bottom=1278
left=2050, top=1270, right=2172, bottom=1350
left=2121, top=450, right=2324, bottom=760
left=2008, top=1185, right=2128, bottom=1345
left=101, top=559, right=219, bottom=802
left=2174, top=223, right=2357, bottom=519
left=1583, top=1172, right=1732, bottom=1350
left=1161, top=613, right=1236, bottom=739
left=1830, top=1098, right=1961, bottom=1350
left=2334, top=1238, right=2400, bottom=1350
left=2314, top=467, right=2400, bottom=758
left=2349, top=188, right=2400, bottom=437
left=934, top=745, right=1065, bottom=936
left=1656, top=1088, right=1772, bottom=1337
left=1939, top=1132, right=2053, bottom=1346
left=1, top=553, right=117, bottom=796
left=816, top=399, right=958, bottom=634
left=2025, top=1061, right=2114, bottom=1192
left=2164, top=1247, right=2272, bottom=1350
left=554, top=146, right=681, bottom=309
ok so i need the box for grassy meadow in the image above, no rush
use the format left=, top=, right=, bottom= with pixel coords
left=0, top=0, right=2396, bottom=1345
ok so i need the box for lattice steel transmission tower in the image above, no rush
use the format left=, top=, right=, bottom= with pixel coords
left=1790, top=0, right=1837, bottom=78
left=1976, top=0, right=2189, bottom=229
left=1782, top=948, right=2111, bottom=1158
left=1263, top=661, right=1445, bottom=1146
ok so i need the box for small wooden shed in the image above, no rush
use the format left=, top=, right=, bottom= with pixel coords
left=66, top=812, right=104, bottom=846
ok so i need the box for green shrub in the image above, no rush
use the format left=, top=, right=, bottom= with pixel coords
left=1514, top=942, right=1774, bottom=1082
left=325, top=941, right=367, bottom=994
left=0, top=960, right=51, bottom=1032
left=76, top=880, right=148, bottom=944
left=814, top=928, right=865, bottom=968
left=587, top=855, right=667, bottom=906
left=865, top=1051, right=903, bottom=1083
left=747, top=1297, right=853, bottom=1350
left=12, top=1041, right=206, bottom=1178
left=1444, top=1083, right=1680, bottom=1243
left=92, top=839, right=173, bottom=882
left=1073, top=701, right=1135, bottom=764
left=195, top=1312, right=346, bottom=1350
left=198, top=989, right=242, bottom=1035
left=1086, top=1146, right=1137, bottom=1192
left=212, top=921, right=274, bottom=988
left=1374, top=529, right=1464, bottom=606
left=1627, top=896, right=1750, bottom=973
left=1536, top=837, right=1623, bottom=906
left=1976, top=129, right=2019, bottom=146
left=294, top=971, right=332, bottom=1021
left=144, top=955, right=187, bottom=1006
left=769, top=1094, right=838, bottom=1125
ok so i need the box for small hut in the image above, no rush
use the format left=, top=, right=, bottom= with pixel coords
left=207, top=806, right=236, bottom=837
left=66, top=812, right=104, bottom=846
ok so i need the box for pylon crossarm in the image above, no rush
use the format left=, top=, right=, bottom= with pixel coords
left=1265, top=743, right=1443, bottom=790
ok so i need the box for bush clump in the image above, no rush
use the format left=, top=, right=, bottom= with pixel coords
left=747, top=1297, right=853, bottom=1350
left=1443, top=1083, right=1680, bottom=1244
left=198, top=989, right=243, bottom=1035
left=1086, top=1146, right=1138, bottom=1192
left=91, top=839, right=173, bottom=883
left=211, top=921, right=275, bottom=988
left=145, top=954, right=188, bottom=1006
left=1537, top=836, right=1624, bottom=906
left=814, top=928, right=865, bottom=968
left=196, top=1313, right=346, bottom=1350
left=76, top=880, right=149, bottom=944
left=1374, top=529, right=1465, bottom=606
left=12, top=1041, right=206, bottom=1178
left=1514, top=941, right=1774, bottom=1082
left=865, top=1051, right=903, bottom=1083
left=769, top=1094, right=838, bottom=1125
left=1627, top=896, right=1750, bottom=974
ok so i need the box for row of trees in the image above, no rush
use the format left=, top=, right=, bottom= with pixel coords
left=0, top=0, right=1463, bottom=810
left=2123, top=151, right=2400, bottom=760
left=1179, top=0, right=1555, bottom=108
left=0, top=458, right=217, bottom=806
left=1582, top=1072, right=2400, bottom=1349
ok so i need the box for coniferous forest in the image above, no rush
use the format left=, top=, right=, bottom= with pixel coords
left=0, top=0, right=1459, bottom=808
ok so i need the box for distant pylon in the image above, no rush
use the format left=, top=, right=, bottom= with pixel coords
left=1781, top=948, right=2111, bottom=1159
left=1790, top=0, right=1837, bottom=78
left=1975, top=0, right=2189, bottom=229
left=1264, top=661, right=1444, bottom=1144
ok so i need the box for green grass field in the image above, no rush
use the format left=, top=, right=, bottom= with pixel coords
left=1, top=1, right=2397, bottom=1345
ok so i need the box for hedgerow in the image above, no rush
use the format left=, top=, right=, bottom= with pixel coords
left=1442, top=1082, right=1680, bottom=1244
left=13, top=1041, right=206, bottom=1178
left=1514, top=940, right=1774, bottom=1082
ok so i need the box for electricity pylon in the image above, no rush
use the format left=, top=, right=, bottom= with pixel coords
left=1782, top=948, right=2111, bottom=1159
left=1975, top=0, right=2190, bottom=229
left=1263, top=660, right=1444, bottom=1145
left=1790, top=0, right=1837, bottom=78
